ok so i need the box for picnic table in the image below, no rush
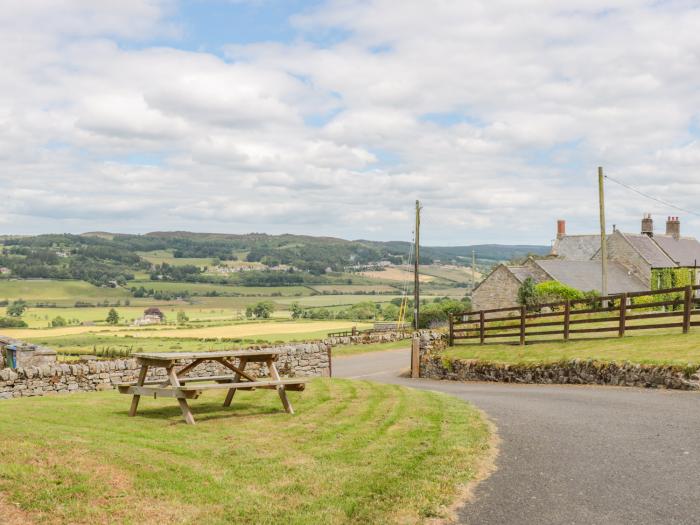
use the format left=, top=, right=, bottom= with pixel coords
left=117, top=350, right=307, bottom=425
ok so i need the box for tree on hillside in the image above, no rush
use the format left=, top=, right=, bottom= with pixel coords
left=177, top=310, right=189, bottom=324
left=6, top=300, right=27, bottom=317
left=51, top=316, right=67, bottom=327
left=290, top=302, right=303, bottom=319
left=106, top=308, right=120, bottom=325
left=246, top=301, right=275, bottom=319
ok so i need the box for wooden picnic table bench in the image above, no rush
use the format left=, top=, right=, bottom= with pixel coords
left=117, top=350, right=307, bottom=424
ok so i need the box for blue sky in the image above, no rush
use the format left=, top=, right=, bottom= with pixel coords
left=1, top=1, right=700, bottom=244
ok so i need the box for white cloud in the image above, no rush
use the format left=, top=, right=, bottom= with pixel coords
left=1, top=0, right=700, bottom=243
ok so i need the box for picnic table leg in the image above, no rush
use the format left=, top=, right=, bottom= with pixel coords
left=129, top=363, right=149, bottom=417
left=167, top=366, right=196, bottom=425
left=223, top=357, right=247, bottom=407
left=267, top=359, right=293, bottom=415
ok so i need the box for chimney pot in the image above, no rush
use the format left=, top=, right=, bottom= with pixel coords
left=641, top=213, right=654, bottom=237
left=665, top=216, right=681, bottom=239
left=557, top=219, right=566, bottom=239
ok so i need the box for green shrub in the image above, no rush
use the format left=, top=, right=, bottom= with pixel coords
left=51, top=316, right=67, bottom=327
left=517, top=278, right=539, bottom=310
left=535, top=281, right=585, bottom=303
left=0, top=316, right=28, bottom=328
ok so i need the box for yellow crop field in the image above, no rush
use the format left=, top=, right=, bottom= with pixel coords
left=111, top=321, right=368, bottom=339
left=0, top=320, right=369, bottom=340
left=361, top=267, right=434, bottom=283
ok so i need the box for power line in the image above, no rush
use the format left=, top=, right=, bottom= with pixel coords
left=604, top=174, right=700, bottom=218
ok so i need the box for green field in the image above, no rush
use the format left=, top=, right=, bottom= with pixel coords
left=129, top=280, right=312, bottom=297
left=137, top=250, right=265, bottom=270
left=6, top=305, right=250, bottom=329
left=24, top=325, right=374, bottom=358
left=0, top=380, right=491, bottom=524
left=420, top=265, right=477, bottom=284
left=446, top=330, right=700, bottom=367
left=0, top=280, right=130, bottom=304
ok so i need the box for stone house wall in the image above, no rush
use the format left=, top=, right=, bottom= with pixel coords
left=471, top=265, right=522, bottom=312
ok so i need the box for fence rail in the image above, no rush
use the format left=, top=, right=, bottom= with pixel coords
left=449, top=284, right=700, bottom=346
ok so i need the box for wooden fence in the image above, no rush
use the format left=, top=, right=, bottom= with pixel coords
left=449, top=285, right=700, bottom=346
left=326, top=327, right=372, bottom=338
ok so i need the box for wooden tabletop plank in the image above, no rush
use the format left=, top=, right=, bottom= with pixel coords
left=134, top=350, right=281, bottom=362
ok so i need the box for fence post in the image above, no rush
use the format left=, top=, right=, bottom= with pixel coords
left=563, top=300, right=570, bottom=341
left=448, top=315, right=454, bottom=346
left=479, top=311, right=485, bottom=344
left=411, top=335, right=420, bottom=378
left=519, top=306, right=526, bottom=345
left=683, top=285, right=693, bottom=333
left=618, top=293, right=627, bottom=337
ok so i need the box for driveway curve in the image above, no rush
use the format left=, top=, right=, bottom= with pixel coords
left=334, top=348, right=700, bottom=525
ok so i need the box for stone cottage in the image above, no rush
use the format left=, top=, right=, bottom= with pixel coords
left=472, top=215, right=700, bottom=311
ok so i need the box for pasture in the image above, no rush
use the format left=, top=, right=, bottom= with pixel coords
left=0, top=279, right=130, bottom=304
left=0, top=380, right=490, bottom=524
left=420, top=264, right=481, bottom=283
left=137, top=250, right=265, bottom=270
left=128, top=280, right=312, bottom=297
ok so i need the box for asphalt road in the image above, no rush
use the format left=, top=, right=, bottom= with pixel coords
left=333, top=348, right=700, bottom=525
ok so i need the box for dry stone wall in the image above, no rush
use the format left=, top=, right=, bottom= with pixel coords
left=419, top=332, right=700, bottom=391
left=0, top=342, right=330, bottom=400
left=0, top=330, right=411, bottom=400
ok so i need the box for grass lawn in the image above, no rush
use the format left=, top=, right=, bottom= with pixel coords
left=333, top=339, right=412, bottom=357
left=446, top=331, right=700, bottom=368
left=0, top=380, right=491, bottom=525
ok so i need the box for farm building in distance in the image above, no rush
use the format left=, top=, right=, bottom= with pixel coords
left=472, top=215, right=700, bottom=311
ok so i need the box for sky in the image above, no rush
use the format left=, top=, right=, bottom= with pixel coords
left=1, top=1, right=700, bottom=246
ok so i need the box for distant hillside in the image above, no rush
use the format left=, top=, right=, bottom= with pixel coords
left=0, top=231, right=549, bottom=286
left=359, top=240, right=550, bottom=267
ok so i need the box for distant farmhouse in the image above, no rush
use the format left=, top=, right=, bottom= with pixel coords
left=472, top=216, right=700, bottom=311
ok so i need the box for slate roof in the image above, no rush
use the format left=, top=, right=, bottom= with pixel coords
left=619, top=233, right=677, bottom=268
left=509, top=265, right=543, bottom=283
left=650, top=235, right=700, bottom=267
left=551, top=235, right=601, bottom=261
left=534, top=260, right=646, bottom=294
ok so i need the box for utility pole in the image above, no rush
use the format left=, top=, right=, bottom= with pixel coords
left=598, top=167, right=608, bottom=299
left=471, top=248, right=476, bottom=294
left=414, top=200, right=421, bottom=331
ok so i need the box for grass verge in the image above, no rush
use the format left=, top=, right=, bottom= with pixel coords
left=446, top=331, right=700, bottom=368
left=0, top=379, right=490, bottom=525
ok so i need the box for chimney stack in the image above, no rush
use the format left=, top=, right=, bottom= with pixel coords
left=557, top=219, right=566, bottom=239
left=666, top=216, right=680, bottom=239
left=641, top=213, right=654, bottom=237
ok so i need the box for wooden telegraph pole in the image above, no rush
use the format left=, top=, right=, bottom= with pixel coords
left=598, top=167, right=608, bottom=299
left=414, top=200, right=421, bottom=330
left=471, top=248, right=476, bottom=294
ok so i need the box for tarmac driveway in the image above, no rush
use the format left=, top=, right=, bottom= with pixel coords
left=334, top=348, right=700, bottom=525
